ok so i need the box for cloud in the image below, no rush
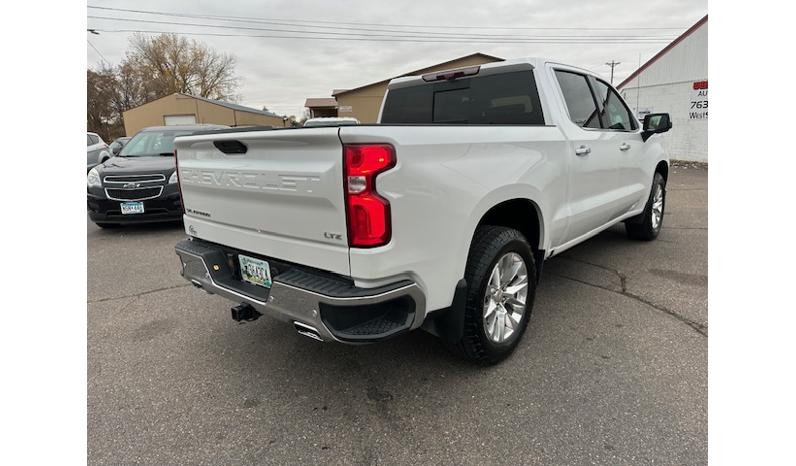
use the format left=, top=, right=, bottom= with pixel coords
left=87, top=0, right=707, bottom=116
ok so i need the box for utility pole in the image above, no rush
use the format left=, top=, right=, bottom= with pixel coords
left=605, top=60, right=621, bottom=85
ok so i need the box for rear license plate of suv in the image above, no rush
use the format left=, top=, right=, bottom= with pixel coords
left=239, top=254, right=272, bottom=289
left=120, top=201, right=144, bottom=215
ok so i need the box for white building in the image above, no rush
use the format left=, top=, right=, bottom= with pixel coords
left=619, top=15, right=708, bottom=162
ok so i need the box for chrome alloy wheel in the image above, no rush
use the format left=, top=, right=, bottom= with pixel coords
left=651, top=183, right=664, bottom=230
left=483, top=252, right=529, bottom=343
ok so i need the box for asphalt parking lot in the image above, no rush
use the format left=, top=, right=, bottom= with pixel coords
left=88, top=166, right=707, bottom=466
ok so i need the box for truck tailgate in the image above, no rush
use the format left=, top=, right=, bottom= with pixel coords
left=175, top=128, right=350, bottom=276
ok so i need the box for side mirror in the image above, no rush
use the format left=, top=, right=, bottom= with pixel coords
left=111, top=145, right=121, bottom=155
left=642, top=113, right=672, bottom=142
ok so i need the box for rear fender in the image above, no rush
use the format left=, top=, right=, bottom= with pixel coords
left=452, top=184, right=550, bottom=288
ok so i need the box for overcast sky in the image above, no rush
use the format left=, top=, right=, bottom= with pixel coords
left=86, top=0, right=707, bottom=117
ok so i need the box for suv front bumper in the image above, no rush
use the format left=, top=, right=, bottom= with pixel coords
left=87, top=190, right=183, bottom=224
left=175, top=238, right=426, bottom=343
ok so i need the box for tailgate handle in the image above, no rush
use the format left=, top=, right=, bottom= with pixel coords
left=213, top=140, right=248, bottom=154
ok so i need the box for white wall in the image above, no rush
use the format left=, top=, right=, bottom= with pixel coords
left=620, top=21, right=708, bottom=162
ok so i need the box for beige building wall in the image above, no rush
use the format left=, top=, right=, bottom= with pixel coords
left=335, top=55, right=502, bottom=123
left=123, top=93, right=285, bottom=135
left=335, top=82, right=388, bottom=124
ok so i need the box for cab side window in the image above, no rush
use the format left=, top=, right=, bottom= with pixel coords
left=591, top=79, right=638, bottom=131
left=554, top=70, right=601, bottom=129
left=87, top=135, right=93, bottom=146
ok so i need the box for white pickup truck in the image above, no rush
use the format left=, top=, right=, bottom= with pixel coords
left=174, top=58, right=672, bottom=364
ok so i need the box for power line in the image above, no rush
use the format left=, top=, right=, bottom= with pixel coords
left=86, top=17, right=675, bottom=43
left=86, top=16, right=676, bottom=41
left=87, top=5, right=688, bottom=31
left=88, top=28, right=675, bottom=45
left=87, top=38, right=109, bottom=65
left=86, top=5, right=682, bottom=39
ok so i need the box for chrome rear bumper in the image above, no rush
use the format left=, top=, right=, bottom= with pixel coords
left=175, top=238, right=425, bottom=343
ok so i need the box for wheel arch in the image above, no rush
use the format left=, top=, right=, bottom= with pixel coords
left=430, top=196, right=546, bottom=344
left=475, top=198, right=544, bottom=252
left=461, top=185, right=549, bottom=259
left=655, top=159, right=669, bottom=181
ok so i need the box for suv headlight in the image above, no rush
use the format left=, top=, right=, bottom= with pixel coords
left=87, top=167, right=101, bottom=188
left=168, top=171, right=178, bottom=184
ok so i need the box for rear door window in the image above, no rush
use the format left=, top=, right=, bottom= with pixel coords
left=554, top=70, right=601, bottom=129
left=381, top=71, right=545, bottom=125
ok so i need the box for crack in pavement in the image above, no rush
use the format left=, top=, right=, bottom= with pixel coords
left=552, top=256, right=708, bottom=337
left=557, top=256, right=628, bottom=292
left=88, top=283, right=192, bottom=304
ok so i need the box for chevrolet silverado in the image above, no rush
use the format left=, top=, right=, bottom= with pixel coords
left=173, top=58, right=672, bottom=364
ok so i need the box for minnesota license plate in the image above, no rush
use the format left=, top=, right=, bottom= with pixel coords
left=120, top=201, right=144, bottom=215
left=238, top=254, right=272, bottom=289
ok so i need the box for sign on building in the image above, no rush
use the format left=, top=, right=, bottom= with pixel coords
left=689, top=80, right=708, bottom=120
left=338, top=106, right=353, bottom=113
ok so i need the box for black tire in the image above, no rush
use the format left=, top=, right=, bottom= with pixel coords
left=625, top=172, right=666, bottom=241
left=449, top=225, right=537, bottom=365
left=94, top=223, right=120, bottom=229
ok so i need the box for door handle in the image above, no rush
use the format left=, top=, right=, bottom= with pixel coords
left=619, top=142, right=631, bottom=151
left=575, top=145, right=591, bottom=156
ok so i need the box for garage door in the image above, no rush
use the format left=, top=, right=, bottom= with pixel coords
left=164, top=115, right=197, bottom=125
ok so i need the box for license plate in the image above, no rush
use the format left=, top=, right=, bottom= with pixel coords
left=120, top=201, right=144, bottom=215
left=238, top=254, right=272, bottom=289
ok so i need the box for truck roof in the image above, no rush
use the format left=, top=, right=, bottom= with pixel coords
left=386, top=57, right=598, bottom=89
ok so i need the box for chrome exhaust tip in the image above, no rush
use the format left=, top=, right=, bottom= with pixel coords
left=294, top=322, right=323, bottom=341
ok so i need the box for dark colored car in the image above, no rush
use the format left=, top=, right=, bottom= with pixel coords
left=108, top=136, right=132, bottom=156
left=87, top=125, right=227, bottom=228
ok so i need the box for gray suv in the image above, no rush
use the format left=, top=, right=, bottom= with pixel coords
left=87, top=132, right=111, bottom=172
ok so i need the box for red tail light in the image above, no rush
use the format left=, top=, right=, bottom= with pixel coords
left=343, top=144, right=396, bottom=247
left=174, top=149, right=185, bottom=214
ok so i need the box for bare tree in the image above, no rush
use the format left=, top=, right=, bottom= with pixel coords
left=87, top=34, right=241, bottom=138
left=87, top=67, right=122, bottom=141
left=112, top=62, right=146, bottom=117
left=125, top=34, right=239, bottom=102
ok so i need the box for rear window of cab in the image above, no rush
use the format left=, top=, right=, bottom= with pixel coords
left=381, top=71, right=545, bottom=125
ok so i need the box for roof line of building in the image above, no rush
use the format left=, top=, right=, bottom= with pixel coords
left=333, top=52, right=504, bottom=96
left=177, top=93, right=284, bottom=118
left=617, top=14, right=708, bottom=89
left=304, top=97, right=338, bottom=108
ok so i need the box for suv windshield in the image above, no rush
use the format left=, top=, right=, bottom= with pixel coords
left=119, top=130, right=194, bottom=157
left=381, top=70, right=545, bottom=125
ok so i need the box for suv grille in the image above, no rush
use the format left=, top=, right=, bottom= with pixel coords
left=103, top=173, right=166, bottom=201
left=103, top=174, right=165, bottom=184
left=105, top=186, right=163, bottom=201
